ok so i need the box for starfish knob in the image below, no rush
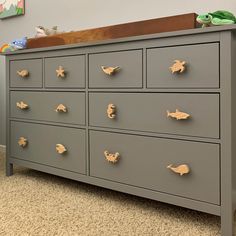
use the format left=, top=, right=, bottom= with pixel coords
left=56, top=66, right=66, bottom=78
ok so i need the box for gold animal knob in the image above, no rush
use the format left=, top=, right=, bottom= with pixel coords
left=55, top=104, right=67, bottom=113
left=56, top=66, right=66, bottom=78
left=107, top=104, right=116, bottom=119
left=18, top=137, right=28, bottom=148
left=17, top=69, right=29, bottom=78
left=167, top=164, right=190, bottom=176
left=101, top=66, right=120, bottom=76
left=169, top=60, right=186, bottom=74
left=56, top=144, right=67, bottom=154
left=167, top=109, right=190, bottom=120
left=16, top=101, right=29, bottom=110
left=104, top=150, right=120, bottom=164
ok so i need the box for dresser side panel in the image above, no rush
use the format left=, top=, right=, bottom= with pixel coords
left=231, top=31, right=236, bottom=204
left=219, top=31, right=236, bottom=236
left=5, top=57, right=13, bottom=175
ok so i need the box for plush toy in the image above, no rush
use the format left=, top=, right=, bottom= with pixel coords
left=197, top=10, right=236, bottom=28
left=35, top=26, right=59, bottom=37
left=0, top=37, right=27, bottom=53
left=0, top=44, right=15, bottom=53
left=9, top=37, right=27, bottom=50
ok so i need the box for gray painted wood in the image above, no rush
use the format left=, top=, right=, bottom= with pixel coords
left=10, top=91, right=85, bottom=125
left=10, top=121, right=86, bottom=174
left=219, top=31, right=236, bottom=236
left=231, top=31, right=236, bottom=208
left=10, top=59, right=43, bottom=88
left=5, top=57, right=13, bottom=176
left=45, top=55, right=85, bottom=88
left=147, top=43, right=219, bottom=88
left=90, top=130, right=220, bottom=204
left=89, top=93, right=219, bottom=139
left=89, top=50, right=143, bottom=88
left=3, top=26, right=236, bottom=236
left=0, top=56, right=6, bottom=145
left=4, top=33, right=220, bottom=62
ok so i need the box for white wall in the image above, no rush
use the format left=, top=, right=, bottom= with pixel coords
left=1, top=0, right=236, bottom=144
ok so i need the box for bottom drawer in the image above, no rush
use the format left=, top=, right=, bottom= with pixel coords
left=89, top=131, right=220, bottom=204
left=10, top=121, right=86, bottom=174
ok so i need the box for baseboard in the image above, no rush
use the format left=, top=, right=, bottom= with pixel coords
left=0, top=145, right=6, bottom=152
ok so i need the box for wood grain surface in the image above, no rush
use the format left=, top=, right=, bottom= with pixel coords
left=27, top=13, right=199, bottom=49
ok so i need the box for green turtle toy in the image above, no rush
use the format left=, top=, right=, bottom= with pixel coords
left=197, top=10, right=236, bottom=27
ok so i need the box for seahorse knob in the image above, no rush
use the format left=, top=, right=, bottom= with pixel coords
left=107, top=104, right=116, bottom=119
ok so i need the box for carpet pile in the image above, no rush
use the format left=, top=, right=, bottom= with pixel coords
left=0, top=149, right=222, bottom=235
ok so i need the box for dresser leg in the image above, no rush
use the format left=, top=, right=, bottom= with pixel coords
left=221, top=210, right=235, bottom=236
left=6, top=162, right=13, bottom=176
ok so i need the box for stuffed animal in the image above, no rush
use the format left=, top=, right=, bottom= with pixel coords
left=197, top=10, right=236, bottom=28
left=0, top=37, right=27, bottom=53
left=9, top=37, right=27, bottom=50
left=35, top=26, right=59, bottom=37
left=0, top=44, right=15, bottom=53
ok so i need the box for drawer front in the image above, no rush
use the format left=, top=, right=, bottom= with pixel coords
left=10, top=91, right=85, bottom=125
left=10, top=59, right=43, bottom=88
left=89, top=93, right=219, bottom=139
left=10, top=122, right=86, bottom=174
left=147, top=43, right=219, bottom=88
left=90, top=131, right=220, bottom=204
left=89, top=50, right=143, bottom=88
left=45, top=55, right=85, bottom=88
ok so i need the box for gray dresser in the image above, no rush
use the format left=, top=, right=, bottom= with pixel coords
left=4, top=25, right=236, bottom=235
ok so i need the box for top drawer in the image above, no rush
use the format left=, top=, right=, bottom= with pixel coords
left=10, top=59, right=43, bottom=88
left=147, top=43, right=219, bottom=88
left=45, top=55, right=85, bottom=88
left=89, top=50, right=143, bottom=88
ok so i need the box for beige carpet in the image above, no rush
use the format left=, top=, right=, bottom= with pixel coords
left=0, top=149, right=222, bottom=236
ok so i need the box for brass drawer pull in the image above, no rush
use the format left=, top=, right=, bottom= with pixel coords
left=16, top=101, right=29, bottom=110
left=107, top=104, right=116, bottom=119
left=167, top=109, right=190, bottom=120
left=55, top=104, right=67, bottom=113
left=170, top=60, right=186, bottom=74
left=17, top=69, right=29, bottom=78
left=56, top=144, right=67, bottom=154
left=104, top=150, right=120, bottom=164
left=101, top=66, right=120, bottom=76
left=56, top=66, right=66, bottom=78
left=18, top=137, right=28, bottom=148
left=167, top=164, right=190, bottom=176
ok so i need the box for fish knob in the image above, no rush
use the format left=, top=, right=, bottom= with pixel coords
left=101, top=66, right=120, bottom=76
left=56, top=144, right=67, bottom=154
left=167, top=164, right=190, bottom=176
left=17, top=70, right=29, bottom=78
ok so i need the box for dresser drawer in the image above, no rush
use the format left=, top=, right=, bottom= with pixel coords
left=90, top=131, right=220, bottom=204
left=10, top=122, right=86, bottom=174
left=10, top=91, right=85, bottom=125
left=89, top=93, right=219, bottom=139
left=147, top=43, right=219, bottom=88
left=45, top=55, right=85, bottom=88
left=10, top=59, right=43, bottom=88
left=89, top=50, right=143, bottom=88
